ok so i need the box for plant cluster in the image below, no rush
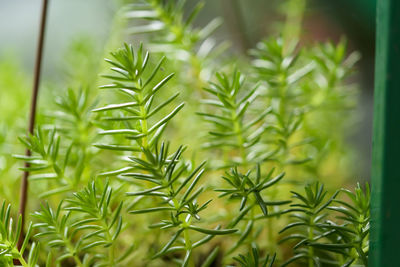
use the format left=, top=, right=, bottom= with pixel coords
left=0, top=0, right=368, bottom=266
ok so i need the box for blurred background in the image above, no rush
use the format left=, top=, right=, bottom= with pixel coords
left=0, top=0, right=375, bottom=180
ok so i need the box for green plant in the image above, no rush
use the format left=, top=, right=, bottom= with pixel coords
left=233, top=244, right=276, bottom=267
left=199, top=70, right=272, bottom=168
left=279, top=183, right=339, bottom=266
left=0, top=202, right=39, bottom=267
left=0, top=0, right=368, bottom=266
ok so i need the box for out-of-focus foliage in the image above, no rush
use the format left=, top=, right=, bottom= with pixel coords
left=0, top=0, right=368, bottom=266
left=0, top=55, right=30, bottom=203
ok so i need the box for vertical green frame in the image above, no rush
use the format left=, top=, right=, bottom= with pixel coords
left=371, top=0, right=400, bottom=266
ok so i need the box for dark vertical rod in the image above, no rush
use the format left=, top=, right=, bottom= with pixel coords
left=17, top=0, right=49, bottom=249
left=370, top=0, right=400, bottom=266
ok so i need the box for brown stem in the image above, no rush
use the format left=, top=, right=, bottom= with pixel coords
left=17, top=0, right=49, bottom=249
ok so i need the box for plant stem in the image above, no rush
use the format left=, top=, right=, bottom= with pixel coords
left=248, top=207, right=255, bottom=251
left=282, top=0, right=305, bottom=53
left=18, top=0, right=49, bottom=250
left=356, top=245, right=368, bottom=267
left=183, top=228, right=195, bottom=267
left=106, top=231, right=115, bottom=266
left=136, top=83, right=148, bottom=151
left=18, top=254, right=28, bottom=267
left=183, top=228, right=192, bottom=249
left=139, top=103, right=148, bottom=149
left=308, top=215, right=314, bottom=267
left=100, top=218, right=115, bottom=266
left=174, top=197, right=195, bottom=267
left=65, top=240, right=83, bottom=267
left=231, top=109, right=247, bottom=168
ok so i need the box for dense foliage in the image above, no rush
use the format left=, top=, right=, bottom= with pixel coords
left=0, top=0, right=369, bottom=266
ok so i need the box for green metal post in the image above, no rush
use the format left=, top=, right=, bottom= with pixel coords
left=370, top=0, right=400, bottom=266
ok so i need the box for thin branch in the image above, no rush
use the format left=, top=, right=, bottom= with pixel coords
left=18, top=0, right=49, bottom=249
